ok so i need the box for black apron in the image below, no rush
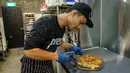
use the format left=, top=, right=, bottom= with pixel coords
left=21, top=57, right=54, bottom=73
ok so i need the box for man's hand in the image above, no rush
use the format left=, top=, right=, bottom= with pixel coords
left=69, top=46, right=83, bottom=55
left=57, top=53, right=76, bottom=64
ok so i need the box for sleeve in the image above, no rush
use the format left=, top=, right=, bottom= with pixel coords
left=24, top=17, right=52, bottom=50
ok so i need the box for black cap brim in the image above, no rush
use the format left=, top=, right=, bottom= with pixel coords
left=85, top=19, right=93, bottom=28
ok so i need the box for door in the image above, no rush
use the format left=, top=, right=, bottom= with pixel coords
left=1, top=6, right=24, bottom=48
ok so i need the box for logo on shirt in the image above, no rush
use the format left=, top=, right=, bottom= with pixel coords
left=46, top=38, right=62, bottom=49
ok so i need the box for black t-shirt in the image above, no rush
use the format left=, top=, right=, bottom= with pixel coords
left=24, top=15, right=65, bottom=52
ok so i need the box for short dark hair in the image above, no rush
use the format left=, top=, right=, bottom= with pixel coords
left=65, top=7, right=75, bottom=13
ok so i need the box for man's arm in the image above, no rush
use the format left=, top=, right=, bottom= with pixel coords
left=59, top=41, right=73, bottom=49
left=23, top=17, right=58, bottom=60
left=24, top=48, right=58, bottom=60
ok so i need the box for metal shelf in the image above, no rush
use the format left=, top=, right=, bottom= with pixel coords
left=42, top=5, right=73, bottom=14
left=0, top=36, right=6, bottom=60
left=24, top=13, right=35, bottom=38
left=47, top=5, right=72, bottom=11
left=25, top=17, right=35, bottom=19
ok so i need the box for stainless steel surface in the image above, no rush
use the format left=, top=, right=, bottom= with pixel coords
left=119, top=0, right=130, bottom=58
left=79, top=0, right=101, bottom=48
left=83, top=46, right=100, bottom=51
left=65, top=46, right=99, bottom=54
left=102, top=0, right=120, bottom=52
left=79, top=0, right=130, bottom=58
left=80, top=0, right=96, bottom=7
left=65, top=48, right=130, bottom=73
left=100, top=0, right=103, bottom=47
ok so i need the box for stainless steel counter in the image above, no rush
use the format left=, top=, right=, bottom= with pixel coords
left=65, top=48, right=130, bottom=73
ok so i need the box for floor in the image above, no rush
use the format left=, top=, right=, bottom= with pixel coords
left=0, top=48, right=23, bottom=73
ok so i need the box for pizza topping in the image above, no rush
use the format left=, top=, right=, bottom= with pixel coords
left=77, top=55, right=103, bottom=70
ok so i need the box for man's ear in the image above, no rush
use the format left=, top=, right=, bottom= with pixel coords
left=71, top=10, right=79, bottom=15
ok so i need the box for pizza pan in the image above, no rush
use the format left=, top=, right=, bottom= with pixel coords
left=71, top=54, right=104, bottom=71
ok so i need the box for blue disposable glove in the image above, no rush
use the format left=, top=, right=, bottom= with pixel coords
left=57, top=53, right=76, bottom=64
left=69, top=46, right=83, bottom=55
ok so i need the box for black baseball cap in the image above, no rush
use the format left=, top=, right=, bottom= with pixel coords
left=72, top=2, right=93, bottom=28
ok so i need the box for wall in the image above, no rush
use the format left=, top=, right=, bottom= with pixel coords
left=121, top=0, right=130, bottom=58
left=80, top=0, right=125, bottom=55
left=101, top=0, right=130, bottom=58
left=89, top=0, right=101, bottom=46
left=0, top=0, right=44, bottom=50
left=0, top=0, right=45, bottom=13
left=80, top=0, right=101, bottom=48
left=101, top=0, right=120, bottom=53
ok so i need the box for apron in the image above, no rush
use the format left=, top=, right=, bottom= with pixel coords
left=21, top=57, right=54, bottom=73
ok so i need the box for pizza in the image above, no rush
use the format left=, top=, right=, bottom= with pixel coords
left=77, top=55, right=103, bottom=70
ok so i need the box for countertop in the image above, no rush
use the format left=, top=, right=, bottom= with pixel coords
left=65, top=48, right=130, bottom=73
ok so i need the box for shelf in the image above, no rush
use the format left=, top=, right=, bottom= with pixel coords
left=26, top=30, right=30, bottom=32
left=59, top=5, right=73, bottom=9
left=25, top=17, right=35, bottom=19
left=42, top=10, right=54, bottom=14
left=47, top=7, right=56, bottom=11
left=26, top=32, right=30, bottom=34
left=26, top=24, right=34, bottom=25
left=42, top=5, right=73, bottom=14
left=47, top=5, right=73, bottom=11
left=24, top=13, right=35, bottom=37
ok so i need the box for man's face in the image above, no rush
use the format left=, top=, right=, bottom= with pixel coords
left=67, top=12, right=87, bottom=31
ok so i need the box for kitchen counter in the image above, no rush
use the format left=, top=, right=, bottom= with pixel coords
left=65, top=48, right=130, bottom=73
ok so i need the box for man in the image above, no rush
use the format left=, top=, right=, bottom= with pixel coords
left=21, top=2, right=93, bottom=73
